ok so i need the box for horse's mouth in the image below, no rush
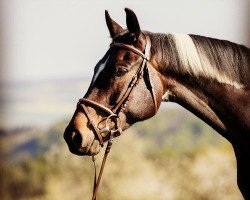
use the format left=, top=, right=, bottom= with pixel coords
left=88, top=139, right=101, bottom=155
left=66, top=138, right=101, bottom=156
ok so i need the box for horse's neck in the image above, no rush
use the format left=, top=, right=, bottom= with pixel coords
left=152, top=33, right=250, bottom=87
left=152, top=33, right=250, bottom=139
left=153, top=33, right=250, bottom=199
left=163, top=74, right=249, bottom=142
left=163, top=75, right=250, bottom=200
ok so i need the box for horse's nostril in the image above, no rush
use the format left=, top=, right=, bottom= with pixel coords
left=72, top=131, right=83, bottom=148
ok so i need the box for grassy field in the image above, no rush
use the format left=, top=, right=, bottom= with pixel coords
left=0, top=107, right=243, bottom=200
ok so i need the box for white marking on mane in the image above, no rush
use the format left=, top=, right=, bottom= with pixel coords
left=172, top=34, right=243, bottom=89
left=92, top=56, right=110, bottom=85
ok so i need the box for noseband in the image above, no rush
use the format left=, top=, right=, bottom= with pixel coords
left=77, top=34, right=157, bottom=200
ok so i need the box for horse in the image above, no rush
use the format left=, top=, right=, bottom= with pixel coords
left=64, top=8, right=250, bottom=199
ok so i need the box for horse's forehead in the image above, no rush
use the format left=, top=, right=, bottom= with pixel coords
left=113, top=30, right=130, bottom=43
left=91, top=38, right=143, bottom=87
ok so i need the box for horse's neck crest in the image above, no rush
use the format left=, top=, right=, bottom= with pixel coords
left=171, top=34, right=244, bottom=89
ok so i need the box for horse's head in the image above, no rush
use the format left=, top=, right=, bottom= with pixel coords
left=64, top=8, right=165, bottom=156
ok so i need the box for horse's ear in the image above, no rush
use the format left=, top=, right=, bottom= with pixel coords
left=105, top=10, right=123, bottom=38
left=125, top=8, right=141, bottom=42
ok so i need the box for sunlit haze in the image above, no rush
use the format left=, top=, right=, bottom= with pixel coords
left=1, top=0, right=249, bottom=128
left=2, top=0, right=250, bottom=82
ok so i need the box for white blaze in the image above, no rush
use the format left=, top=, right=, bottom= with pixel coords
left=92, top=56, right=110, bottom=85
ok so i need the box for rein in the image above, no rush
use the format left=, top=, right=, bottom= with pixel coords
left=78, top=34, right=156, bottom=200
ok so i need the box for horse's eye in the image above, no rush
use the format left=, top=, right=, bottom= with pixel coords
left=115, top=67, right=128, bottom=77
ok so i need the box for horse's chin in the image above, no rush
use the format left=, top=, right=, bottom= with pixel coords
left=88, top=139, right=101, bottom=156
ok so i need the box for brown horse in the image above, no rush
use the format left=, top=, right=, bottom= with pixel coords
left=64, top=8, right=250, bottom=199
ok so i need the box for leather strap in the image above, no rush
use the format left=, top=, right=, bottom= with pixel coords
left=92, top=131, right=114, bottom=200
left=79, top=104, right=104, bottom=146
left=111, top=35, right=154, bottom=114
left=78, top=98, right=116, bottom=116
left=78, top=34, right=157, bottom=200
left=110, top=43, right=149, bottom=60
left=144, top=65, right=158, bottom=114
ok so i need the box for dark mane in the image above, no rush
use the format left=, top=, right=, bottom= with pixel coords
left=149, top=33, right=250, bottom=87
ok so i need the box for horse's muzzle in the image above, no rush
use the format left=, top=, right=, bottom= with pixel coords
left=63, top=126, right=97, bottom=156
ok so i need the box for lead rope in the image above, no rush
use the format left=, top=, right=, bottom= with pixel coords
left=92, top=156, right=97, bottom=198
left=92, top=131, right=114, bottom=200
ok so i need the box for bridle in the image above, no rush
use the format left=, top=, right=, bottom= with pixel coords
left=77, top=33, right=157, bottom=200
left=78, top=34, right=157, bottom=200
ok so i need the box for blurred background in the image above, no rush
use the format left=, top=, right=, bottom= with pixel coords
left=0, top=0, right=249, bottom=199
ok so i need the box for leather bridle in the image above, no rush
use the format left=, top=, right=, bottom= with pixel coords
left=77, top=34, right=157, bottom=200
